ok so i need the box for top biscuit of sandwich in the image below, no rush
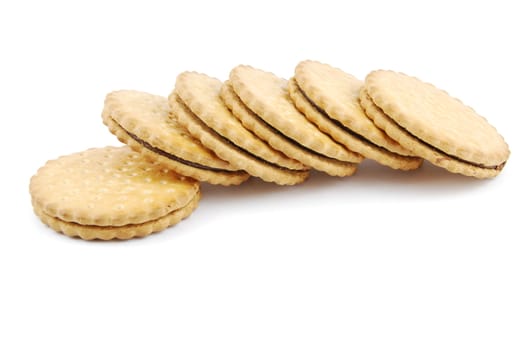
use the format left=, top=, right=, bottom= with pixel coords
left=365, top=70, right=510, bottom=168
left=294, top=60, right=414, bottom=155
left=30, top=146, right=199, bottom=227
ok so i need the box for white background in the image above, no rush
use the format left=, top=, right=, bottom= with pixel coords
left=1, top=1, right=522, bottom=349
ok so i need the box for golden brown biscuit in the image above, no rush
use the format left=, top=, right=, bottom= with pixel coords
left=293, top=60, right=422, bottom=171
left=30, top=146, right=200, bottom=240
left=365, top=70, right=510, bottom=177
left=228, top=66, right=359, bottom=177
left=169, top=80, right=308, bottom=185
left=103, top=90, right=249, bottom=185
left=172, top=72, right=309, bottom=185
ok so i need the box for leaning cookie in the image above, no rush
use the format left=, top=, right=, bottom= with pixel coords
left=171, top=71, right=309, bottom=185
left=293, top=60, right=423, bottom=171
left=364, top=70, right=510, bottom=178
left=29, top=146, right=201, bottom=240
left=102, top=90, right=249, bottom=186
left=228, top=65, right=361, bottom=177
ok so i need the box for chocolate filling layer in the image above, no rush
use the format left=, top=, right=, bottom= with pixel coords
left=368, top=99, right=505, bottom=171
left=238, top=99, right=348, bottom=163
left=296, top=84, right=409, bottom=157
left=179, top=105, right=307, bottom=172
left=120, top=124, right=238, bottom=173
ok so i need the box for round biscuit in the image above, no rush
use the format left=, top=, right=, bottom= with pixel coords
left=294, top=60, right=415, bottom=156
left=229, top=65, right=361, bottom=163
left=365, top=70, right=510, bottom=168
left=221, top=80, right=358, bottom=177
left=103, top=90, right=249, bottom=185
left=175, top=71, right=306, bottom=171
left=30, top=146, right=199, bottom=227
left=288, top=77, right=422, bottom=171
left=169, top=92, right=309, bottom=185
left=362, top=93, right=503, bottom=178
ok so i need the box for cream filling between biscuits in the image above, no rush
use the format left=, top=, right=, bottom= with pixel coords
left=369, top=102, right=506, bottom=170
left=114, top=119, right=239, bottom=173
left=180, top=105, right=309, bottom=173
left=297, top=84, right=417, bottom=159
left=33, top=192, right=200, bottom=240
left=239, top=100, right=355, bottom=165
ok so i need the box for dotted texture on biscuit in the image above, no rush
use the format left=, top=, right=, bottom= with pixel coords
left=365, top=70, right=510, bottom=167
left=104, top=114, right=249, bottom=186
left=294, top=60, right=413, bottom=156
left=289, top=77, right=422, bottom=171
left=30, top=146, right=199, bottom=226
left=365, top=98, right=502, bottom=178
left=175, top=71, right=306, bottom=171
left=102, top=90, right=237, bottom=171
left=220, top=80, right=358, bottom=177
left=170, top=91, right=309, bottom=185
left=230, top=65, right=360, bottom=163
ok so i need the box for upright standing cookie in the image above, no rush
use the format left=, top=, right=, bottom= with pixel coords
left=293, top=60, right=423, bottom=171
left=364, top=70, right=510, bottom=178
left=171, top=72, right=309, bottom=185
left=30, top=146, right=201, bottom=240
left=229, top=65, right=361, bottom=177
left=102, top=90, right=249, bottom=185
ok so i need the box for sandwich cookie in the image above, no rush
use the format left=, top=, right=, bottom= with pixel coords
left=363, top=70, right=510, bottom=178
left=102, top=90, right=249, bottom=185
left=228, top=65, right=361, bottom=177
left=171, top=72, right=309, bottom=185
left=29, top=146, right=200, bottom=240
left=293, top=60, right=423, bottom=171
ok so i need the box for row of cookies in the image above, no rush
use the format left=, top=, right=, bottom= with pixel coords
left=104, top=60, right=509, bottom=186
left=30, top=60, right=510, bottom=240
